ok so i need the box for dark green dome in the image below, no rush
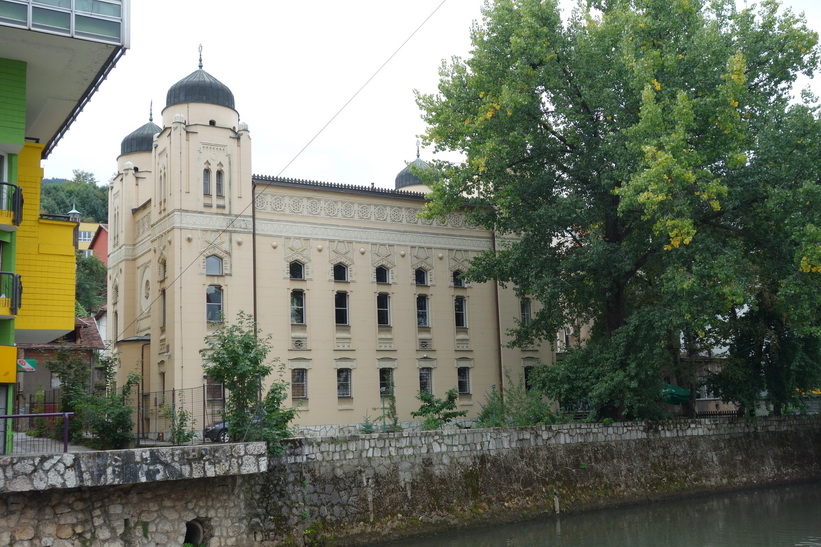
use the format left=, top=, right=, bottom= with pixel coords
left=166, top=68, right=235, bottom=110
left=395, top=156, right=431, bottom=190
left=120, top=119, right=161, bottom=155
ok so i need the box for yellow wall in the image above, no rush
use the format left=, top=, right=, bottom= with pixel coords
left=14, top=142, right=75, bottom=336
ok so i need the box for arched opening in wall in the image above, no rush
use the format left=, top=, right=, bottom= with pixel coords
left=209, top=120, right=216, bottom=126
left=184, top=519, right=206, bottom=544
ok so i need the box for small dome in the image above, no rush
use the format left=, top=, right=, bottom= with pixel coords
left=166, top=67, right=235, bottom=110
left=395, top=156, right=432, bottom=190
left=121, top=119, right=161, bottom=155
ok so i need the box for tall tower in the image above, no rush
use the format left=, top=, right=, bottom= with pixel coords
left=109, top=54, right=252, bottom=411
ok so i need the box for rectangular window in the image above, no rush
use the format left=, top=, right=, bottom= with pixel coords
left=290, top=290, right=305, bottom=325
left=206, top=285, right=222, bottom=322
left=78, top=231, right=93, bottom=242
left=417, top=294, right=429, bottom=327
left=524, top=366, right=535, bottom=392
left=520, top=298, right=532, bottom=325
left=291, top=369, right=307, bottom=399
left=337, top=368, right=352, bottom=398
left=379, top=368, right=394, bottom=396
left=335, top=291, right=349, bottom=325
left=419, top=367, right=433, bottom=394
left=457, top=367, right=471, bottom=395
left=160, top=289, right=166, bottom=328
left=377, top=293, right=391, bottom=326
left=454, top=296, right=467, bottom=328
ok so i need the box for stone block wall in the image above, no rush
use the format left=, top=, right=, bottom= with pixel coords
left=0, top=443, right=267, bottom=546
left=246, top=416, right=821, bottom=544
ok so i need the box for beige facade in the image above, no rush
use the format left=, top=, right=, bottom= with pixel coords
left=109, top=62, right=560, bottom=431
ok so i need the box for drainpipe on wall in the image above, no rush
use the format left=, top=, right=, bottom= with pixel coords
left=140, top=342, right=150, bottom=442
left=251, top=180, right=258, bottom=332
left=492, top=231, right=504, bottom=403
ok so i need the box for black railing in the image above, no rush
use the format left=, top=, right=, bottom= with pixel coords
left=0, top=271, right=22, bottom=314
left=1, top=413, right=75, bottom=454
left=0, top=183, right=23, bottom=226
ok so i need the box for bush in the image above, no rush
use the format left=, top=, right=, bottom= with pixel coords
left=477, top=369, right=557, bottom=428
left=411, top=388, right=468, bottom=430
left=81, top=372, right=140, bottom=449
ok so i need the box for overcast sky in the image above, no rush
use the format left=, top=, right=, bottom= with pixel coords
left=43, top=0, right=821, bottom=190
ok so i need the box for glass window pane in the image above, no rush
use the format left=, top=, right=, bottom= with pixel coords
left=290, top=290, right=305, bottom=324
left=377, top=293, right=390, bottom=326
left=379, top=368, right=393, bottom=396
left=333, top=263, right=347, bottom=281
left=32, top=7, right=71, bottom=32
left=335, top=292, right=348, bottom=325
left=419, top=368, right=432, bottom=394
left=0, top=2, right=28, bottom=25
left=290, top=261, right=304, bottom=280
left=75, top=14, right=121, bottom=40
left=415, top=268, right=427, bottom=285
left=376, top=266, right=389, bottom=284
left=205, top=255, right=222, bottom=275
left=457, top=367, right=470, bottom=394
left=291, top=369, right=307, bottom=399
left=417, top=295, right=429, bottom=327
left=76, top=0, right=122, bottom=17
left=337, top=368, right=351, bottom=398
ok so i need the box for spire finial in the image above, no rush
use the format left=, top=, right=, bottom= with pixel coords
left=149, top=101, right=153, bottom=123
left=198, top=44, right=203, bottom=69
left=416, top=139, right=421, bottom=159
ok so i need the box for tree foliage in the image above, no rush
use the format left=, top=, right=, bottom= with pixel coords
left=200, top=312, right=297, bottom=452
left=76, top=252, right=107, bottom=313
left=411, top=388, right=468, bottom=430
left=47, top=348, right=91, bottom=441
left=41, top=169, right=108, bottom=222
left=417, top=0, right=821, bottom=418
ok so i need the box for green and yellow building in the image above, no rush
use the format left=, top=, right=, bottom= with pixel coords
left=0, top=0, right=129, bottom=452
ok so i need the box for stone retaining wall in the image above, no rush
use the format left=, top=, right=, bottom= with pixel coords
left=247, top=416, right=821, bottom=545
left=1, top=418, right=819, bottom=546
left=0, top=443, right=267, bottom=546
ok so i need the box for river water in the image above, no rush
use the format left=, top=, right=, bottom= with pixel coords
left=382, top=481, right=821, bottom=546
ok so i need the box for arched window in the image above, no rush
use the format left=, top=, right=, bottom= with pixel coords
left=333, top=263, right=348, bottom=282
left=289, top=261, right=305, bottom=280
left=375, top=265, right=389, bottom=284
left=206, top=285, right=223, bottom=322
left=216, top=169, right=224, bottom=197
left=452, top=270, right=464, bottom=287
left=415, top=268, right=428, bottom=286
left=205, top=255, right=223, bottom=276
left=203, top=168, right=212, bottom=195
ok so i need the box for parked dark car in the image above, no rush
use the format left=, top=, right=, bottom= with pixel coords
left=204, top=417, right=264, bottom=443
left=203, top=421, right=229, bottom=443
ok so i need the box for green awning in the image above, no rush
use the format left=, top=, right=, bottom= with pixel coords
left=661, top=383, right=691, bottom=405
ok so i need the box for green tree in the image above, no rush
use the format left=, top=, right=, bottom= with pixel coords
left=200, top=312, right=297, bottom=452
left=40, top=169, right=108, bottom=222
left=81, top=354, right=140, bottom=449
left=411, top=388, right=468, bottom=430
left=76, top=252, right=107, bottom=313
left=417, top=0, right=821, bottom=418
left=47, top=348, right=92, bottom=441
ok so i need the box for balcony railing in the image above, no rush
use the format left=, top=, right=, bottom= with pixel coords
left=0, top=182, right=23, bottom=227
left=0, top=271, right=22, bottom=314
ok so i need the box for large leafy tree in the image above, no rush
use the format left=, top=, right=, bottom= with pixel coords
left=417, top=0, right=821, bottom=418
left=41, top=169, right=108, bottom=222
left=76, top=252, right=107, bottom=314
